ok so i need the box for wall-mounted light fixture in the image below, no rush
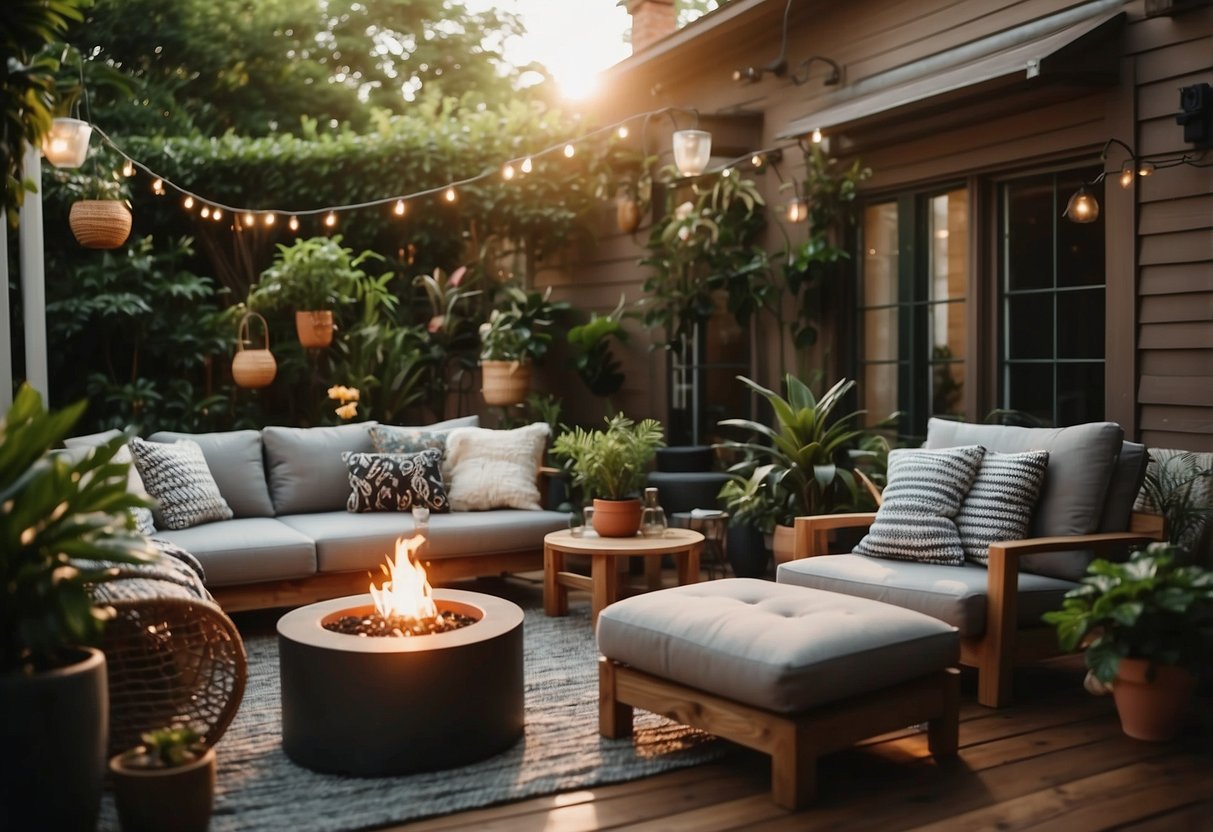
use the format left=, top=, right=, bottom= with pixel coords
left=791, top=56, right=842, bottom=86
left=1063, top=135, right=1210, bottom=224
left=672, top=129, right=712, bottom=176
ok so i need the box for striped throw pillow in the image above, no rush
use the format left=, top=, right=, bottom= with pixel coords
left=956, top=450, right=1049, bottom=566
left=129, top=437, right=233, bottom=530
left=854, top=445, right=986, bottom=566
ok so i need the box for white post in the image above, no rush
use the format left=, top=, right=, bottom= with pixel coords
left=17, top=143, right=49, bottom=401
left=0, top=208, right=12, bottom=410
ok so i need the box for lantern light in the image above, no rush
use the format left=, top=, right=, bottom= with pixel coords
left=41, top=117, right=93, bottom=168
left=521, top=157, right=533, bottom=174
left=324, top=212, right=337, bottom=228
left=394, top=199, right=406, bottom=216
left=672, top=129, right=712, bottom=177
left=288, top=215, right=300, bottom=232
left=151, top=179, right=165, bottom=196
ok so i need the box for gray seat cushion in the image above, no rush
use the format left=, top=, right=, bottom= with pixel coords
left=262, top=422, right=378, bottom=515
left=278, top=509, right=568, bottom=574
left=150, top=429, right=274, bottom=518
left=777, top=555, right=1078, bottom=638
left=924, top=418, right=1125, bottom=580
left=1100, top=441, right=1147, bottom=533
left=597, top=579, right=959, bottom=714
left=154, top=517, right=317, bottom=586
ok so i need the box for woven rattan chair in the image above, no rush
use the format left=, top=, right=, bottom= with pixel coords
left=93, top=543, right=247, bottom=757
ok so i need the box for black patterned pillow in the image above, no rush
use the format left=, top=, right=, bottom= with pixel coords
left=343, top=449, right=450, bottom=513
left=128, top=437, right=234, bottom=530
left=956, top=450, right=1049, bottom=566
left=369, top=426, right=448, bottom=456
left=854, top=445, right=986, bottom=566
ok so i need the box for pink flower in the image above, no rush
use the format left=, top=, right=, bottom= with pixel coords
left=428, top=315, right=445, bottom=333
left=449, top=266, right=467, bottom=287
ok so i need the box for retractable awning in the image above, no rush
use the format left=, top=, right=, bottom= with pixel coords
left=778, top=8, right=1125, bottom=140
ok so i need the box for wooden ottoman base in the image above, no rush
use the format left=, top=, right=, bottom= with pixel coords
left=599, top=658, right=960, bottom=810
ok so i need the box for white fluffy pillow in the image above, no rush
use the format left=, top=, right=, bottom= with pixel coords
left=444, top=423, right=550, bottom=511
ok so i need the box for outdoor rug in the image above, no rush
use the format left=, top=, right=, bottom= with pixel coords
left=98, top=579, right=726, bottom=831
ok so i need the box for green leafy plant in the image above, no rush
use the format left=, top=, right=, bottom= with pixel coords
left=0, top=384, right=156, bottom=675
left=1137, top=451, right=1212, bottom=566
left=1042, top=543, right=1213, bottom=684
left=479, top=285, right=568, bottom=362
left=248, top=235, right=383, bottom=312
left=718, top=464, right=786, bottom=535
left=119, top=726, right=206, bottom=769
left=718, top=375, right=872, bottom=524
left=551, top=413, right=665, bottom=500
left=566, top=295, right=629, bottom=398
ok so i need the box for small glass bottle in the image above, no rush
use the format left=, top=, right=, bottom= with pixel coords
left=640, top=487, right=667, bottom=538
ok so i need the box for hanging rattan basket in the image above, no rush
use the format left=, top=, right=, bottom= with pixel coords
left=481, top=359, right=531, bottom=407
left=232, top=313, right=277, bottom=389
left=69, top=200, right=132, bottom=249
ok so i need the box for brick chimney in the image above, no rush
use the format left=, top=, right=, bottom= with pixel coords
left=627, top=0, right=677, bottom=54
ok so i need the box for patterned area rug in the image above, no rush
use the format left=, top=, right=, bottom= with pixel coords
left=98, top=578, right=724, bottom=832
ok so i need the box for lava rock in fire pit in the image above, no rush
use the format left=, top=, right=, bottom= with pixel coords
left=323, top=611, right=476, bottom=638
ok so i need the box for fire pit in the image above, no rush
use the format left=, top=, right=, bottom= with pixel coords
left=277, top=536, right=524, bottom=776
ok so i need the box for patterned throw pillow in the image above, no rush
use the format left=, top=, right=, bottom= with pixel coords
left=128, top=437, right=234, bottom=530
left=854, top=445, right=986, bottom=566
left=343, top=449, right=450, bottom=513
left=956, top=450, right=1050, bottom=566
left=369, top=426, right=448, bottom=456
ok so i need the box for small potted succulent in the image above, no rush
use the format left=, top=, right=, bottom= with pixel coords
left=1043, top=543, right=1213, bottom=741
left=552, top=413, right=665, bottom=537
left=248, top=235, right=381, bottom=348
left=109, top=726, right=217, bottom=832
left=479, top=285, right=568, bottom=407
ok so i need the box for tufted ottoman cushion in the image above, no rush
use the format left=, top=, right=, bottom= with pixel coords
left=597, top=578, right=959, bottom=713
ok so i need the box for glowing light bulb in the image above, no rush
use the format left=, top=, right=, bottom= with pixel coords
left=722, top=168, right=733, bottom=178
left=394, top=199, right=406, bottom=216
left=199, top=206, right=210, bottom=218
left=444, top=187, right=456, bottom=203
left=1119, top=162, right=1134, bottom=189
left=243, top=213, right=255, bottom=227
left=122, top=160, right=135, bottom=177
left=811, top=128, right=823, bottom=144
left=503, top=164, right=515, bottom=180
left=521, top=157, right=533, bottom=174
left=563, top=143, right=575, bottom=158
left=786, top=199, right=808, bottom=223
left=324, top=212, right=337, bottom=228
left=751, top=154, right=763, bottom=168
left=1137, top=160, right=1156, bottom=177
left=264, top=213, right=276, bottom=226
left=617, top=126, right=629, bottom=139
left=212, top=208, right=223, bottom=221
left=288, top=215, right=300, bottom=232
left=184, top=196, right=195, bottom=210
left=151, top=179, right=165, bottom=196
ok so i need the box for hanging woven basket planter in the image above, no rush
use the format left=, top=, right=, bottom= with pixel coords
left=231, top=313, right=277, bottom=389
left=69, top=200, right=132, bottom=249
left=480, top=359, right=531, bottom=407
left=295, top=310, right=334, bottom=349
left=616, top=195, right=641, bottom=234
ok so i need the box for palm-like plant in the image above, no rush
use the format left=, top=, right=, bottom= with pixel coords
left=551, top=413, right=665, bottom=501
left=718, top=375, right=869, bottom=523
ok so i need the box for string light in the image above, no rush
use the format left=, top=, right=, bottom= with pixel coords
left=394, top=199, right=406, bottom=216
left=563, top=143, right=575, bottom=158
left=811, top=128, right=823, bottom=143
left=324, top=212, right=337, bottom=228
left=751, top=154, right=764, bottom=168
left=444, top=187, right=457, bottom=203
left=617, top=126, right=629, bottom=139
left=151, top=178, right=165, bottom=195
left=242, top=213, right=255, bottom=227
left=263, top=213, right=276, bottom=226
left=502, top=163, right=515, bottom=180
left=288, top=215, right=299, bottom=232
left=183, top=196, right=195, bottom=210
left=212, top=208, right=223, bottom=221
left=199, top=205, right=210, bottom=218
left=121, top=159, right=135, bottom=177
left=521, top=157, right=533, bottom=174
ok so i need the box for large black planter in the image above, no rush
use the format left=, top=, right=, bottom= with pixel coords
left=0, top=647, right=108, bottom=832
left=727, top=523, right=770, bottom=578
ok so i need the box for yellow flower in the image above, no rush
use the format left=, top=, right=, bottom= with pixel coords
left=335, top=402, right=358, bottom=420
left=327, top=385, right=347, bottom=401
left=327, top=385, right=360, bottom=403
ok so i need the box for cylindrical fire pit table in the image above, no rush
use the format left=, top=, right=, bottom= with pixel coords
left=277, top=589, right=524, bottom=776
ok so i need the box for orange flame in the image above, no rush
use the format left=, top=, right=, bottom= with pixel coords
left=369, top=535, right=437, bottom=622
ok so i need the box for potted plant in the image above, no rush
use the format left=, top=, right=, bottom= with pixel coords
left=717, top=375, right=872, bottom=564
left=0, top=384, right=155, bottom=831
left=1043, top=543, right=1213, bottom=741
left=566, top=295, right=629, bottom=400
left=552, top=413, right=665, bottom=537
left=61, top=168, right=132, bottom=249
left=109, top=725, right=217, bottom=832
left=479, top=285, right=568, bottom=407
left=248, top=235, right=380, bottom=348
left=717, top=464, right=783, bottom=577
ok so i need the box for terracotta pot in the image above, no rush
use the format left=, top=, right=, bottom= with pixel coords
left=295, top=310, right=334, bottom=348
left=481, top=359, right=531, bottom=407
left=1111, top=658, right=1197, bottom=742
left=592, top=497, right=642, bottom=538
left=69, top=200, right=132, bottom=249
left=616, top=196, right=641, bottom=234
left=771, top=523, right=796, bottom=565
left=109, top=746, right=216, bottom=832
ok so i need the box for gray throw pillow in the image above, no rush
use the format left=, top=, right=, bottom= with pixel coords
left=129, top=437, right=233, bottom=530
left=149, top=429, right=275, bottom=518
left=956, top=450, right=1049, bottom=566
left=343, top=450, right=450, bottom=513
left=262, top=422, right=377, bottom=514
left=854, top=445, right=986, bottom=566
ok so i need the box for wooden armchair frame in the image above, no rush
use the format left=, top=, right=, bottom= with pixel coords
left=791, top=512, right=1165, bottom=708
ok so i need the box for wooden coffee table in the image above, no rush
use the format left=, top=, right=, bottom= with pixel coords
left=543, top=528, right=704, bottom=625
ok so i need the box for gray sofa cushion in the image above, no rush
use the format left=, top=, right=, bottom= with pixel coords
left=63, top=430, right=156, bottom=534
left=597, top=579, right=959, bottom=714
left=128, top=437, right=233, bottom=530
left=154, top=517, right=316, bottom=586
left=924, top=418, right=1125, bottom=580
left=777, top=554, right=1078, bottom=638
left=278, top=509, right=568, bottom=574
left=1100, top=440, right=1147, bottom=532
left=262, top=422, right=377, bottom=515
left=150, top=429, right=274, bottom=518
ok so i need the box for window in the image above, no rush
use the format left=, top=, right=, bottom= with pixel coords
left=998, top=169, right=1105, bottom=425
left=858, top=187, right=968, bottom=437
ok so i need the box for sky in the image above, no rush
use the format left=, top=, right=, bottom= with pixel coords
left=469, top=0, right=634, bottom=100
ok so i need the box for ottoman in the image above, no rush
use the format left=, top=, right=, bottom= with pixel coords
left=596, top=579, right=961, bottom=809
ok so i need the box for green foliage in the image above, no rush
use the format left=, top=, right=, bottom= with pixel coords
left=718, top=375, right=871, bottom=524
left=552, top=413, right=665, bottom=500
left=1, top=0, right=89, bottom=219
left=1042, top=544, right=1213, bottom=684
left=479, top=285, right=568, bottom=362
left=1138, top=452, right=1212, bottom=565
left=121, top=726, right=205, bottom=769
left=248, top=235, right=382, bottom=312
left=718, top=464, right=785, bottom=536
left=639, top=171, right=774, bottom=351
left=567, top=295, right=629, bottom=399
left=49, top=165, right=128, bottom=201
left=0, top=385, right=156, bottom=674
